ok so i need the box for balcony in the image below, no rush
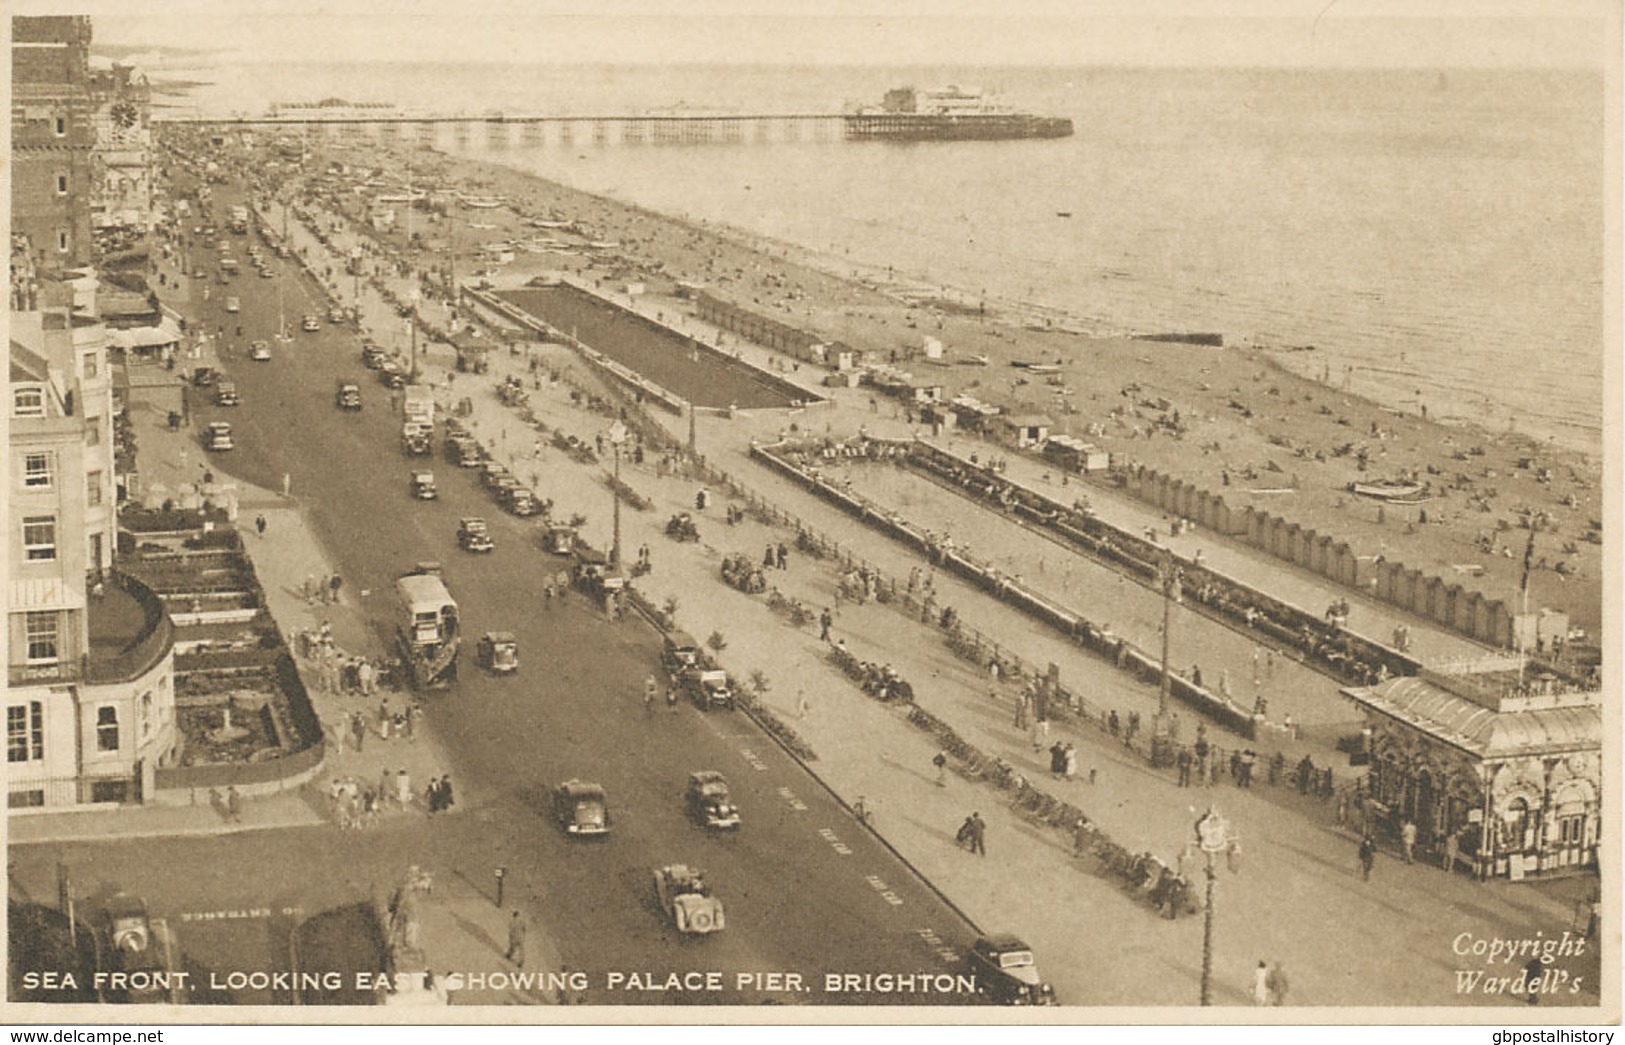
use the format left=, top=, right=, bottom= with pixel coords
left=82, top=569, right=174, bottom=685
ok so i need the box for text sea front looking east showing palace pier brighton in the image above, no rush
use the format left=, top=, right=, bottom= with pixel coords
left=6, top=12, right=1609, bottom=1016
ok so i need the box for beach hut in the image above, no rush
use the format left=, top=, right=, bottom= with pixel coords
left=997, top=413, right=1052, bottom=449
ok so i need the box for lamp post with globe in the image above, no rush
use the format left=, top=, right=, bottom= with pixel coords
left=1191, top=807, right=1240, bottom=1006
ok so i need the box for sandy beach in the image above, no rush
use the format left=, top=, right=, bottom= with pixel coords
left=318, top=138, right=1602, bottom=642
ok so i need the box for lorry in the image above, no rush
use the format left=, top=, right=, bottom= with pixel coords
left=403, top=385, right=435, bottom=429
left=395, top=565, right=459, bottom=690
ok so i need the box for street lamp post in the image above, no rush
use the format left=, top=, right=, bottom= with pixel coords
left=607, top=421, right=628, bottom=569
left=1192, top=808, right=1238, bottom=1006
left=1158, top=555, right=1183, bottom=728
left=408, top=288, right=420, bottom=382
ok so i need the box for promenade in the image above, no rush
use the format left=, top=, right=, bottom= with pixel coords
left=20, top=158, right=1596, bottom=1011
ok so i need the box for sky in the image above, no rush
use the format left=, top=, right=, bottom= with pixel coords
left=23, top=0, right=1618, bottom=69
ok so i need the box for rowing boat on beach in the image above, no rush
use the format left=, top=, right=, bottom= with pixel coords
left=1347, top=479, right=1425, bottom=501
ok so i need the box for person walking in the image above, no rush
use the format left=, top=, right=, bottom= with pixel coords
left=1072, top=817, right=1090, bottom=858
left=933, top=751, right=948, bottom=787
left=1252, top=960, right=1271, bottom=1005
left=776, top=542, right=788, bottom=570
left=1063, top=742, right=1078, bottom=782
left=956, top=815, right=976, bottom=852
left=1358, top=834, right=1377, bottom=881
left=1442, top=829, right=1460, bottom=873
left=1401, top=818, right=1418, bottom=864
left=437, top=775, right=453, bottom=811
left=225, top=786, right=243, bottom=823
left=505, top=910, right=528, bottom=968
left=969, top=812, right=987, bottom=856
left=819, top=608, right=833, bottom=642
left=396, top=769, right=412, bottom=809
left=1267, top=961, right=1289, bottom=1006
left=255, top=514, right=267, bottom=537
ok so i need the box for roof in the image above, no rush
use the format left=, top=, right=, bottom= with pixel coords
left=1342, top=676, right=1601, bottom=760
left=1001, top=413, right=1055, bottom=428
left=396, top=572, right=454, bottom=608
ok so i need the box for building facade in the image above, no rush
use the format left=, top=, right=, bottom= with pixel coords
left=12, top=15, right=97, bottom=270
left=1343, top=664, right=1601, bottom=881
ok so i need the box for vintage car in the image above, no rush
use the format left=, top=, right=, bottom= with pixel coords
left=502, top=487, right=543, bottom=517
left=475, top=631, right=518, bottom=674
left=410, top=471, right=438, bottom=500
left=553, top=780, right=610, bottom=836
left=101, top=894, right=184, bottom=1004
left=684, top=669, right=736, bottom=712
left=965, top=934, right=1058, bottom=1006
left=402, top=422, right=433, bottom=457
left=361, top=344, right=388, bottom=369
left=665, top=512, right=699, bottom=542
left=250, top=339, right=272, bottom=362
left=457, top=517, right=494, bottom=553
left=213, top=381, right=239, bottom=407
left=378, top=362, right=408, bottom=389
left=543, top=525, right=577, bottom=556
left=203, top=421, right=235, bottom=452
left=301, top=313, right=321, bottom=332
left=480, top=460, right=512, bottom=490
left=661, top=630, right=703, bottom=678
left=259, top=264, right=277, bottom=278
left=685, top=771, right=740, bottom=829
left=191, top=366, right=220, bottom=387
left=653, top=865, right=724, bottom=935
left=224, top=295, right=241, bottom=313
left=335, top=381, right=363, bottom=410
left=328, top=305, right=349, bottom=324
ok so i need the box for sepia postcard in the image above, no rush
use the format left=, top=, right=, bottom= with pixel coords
left=3, top=0, right=1619, bottom=1029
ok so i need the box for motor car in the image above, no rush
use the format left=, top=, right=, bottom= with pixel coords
left=203, top=421, right=234, bottom=452
left=544, top=525, right=577, bottom=556
left=190, top=366, right=219, bottom=388
left=503, top=487, right=543, bottom=517
left=250, top=340, right=272, bottom=362
left=335, top=382, right=363, bottom=410
left=661, top=630, right=703, bottom=678
left=455, top=439, right=484, bottom=468
left=259, top=266, right=277, bottom=279
left=301, top=314, right=321, bottom=333
left=480, top=460, right=512, bottom=489
left=475, top=631, right=519, bottom=674
left=329, top=306, right=349, bottom=323
left=653, top=865, right=724, bottom=935
left=685, top=771, right=740, bottom=829
left=965, top=935, right=1057, bottom=1006
left=553, top=780, right=610, bottom=836
left=378, top=361, right=407, bottom=389
left=213, top=381, right=239, bottom=407
left=402, top=423, right=433, bottom=457
left=684, top=669, right=736, bottom=712
left=491, top=476, right=522, bottom=504
left=410, top=470, right=438, bottom=500
left=361, top=345, right=388, bottom=369
left=224, top=296, right=241, bottom=313
left=220, top=257, right=239, bottom=273
left=456, top=517, right=494, bottom=553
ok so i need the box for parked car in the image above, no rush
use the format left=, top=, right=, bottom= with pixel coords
left=502, top=487, right=543, bottom=517
left=203, top=421, right=235, bottom=452
left=965, top=935, right=1057, bottom=1006
left=335, top=381, right=363, bottom=410
left=361, top=345, right=388, bottom=369
left=250, top=340, right=272, bottom=362
left=410, top=470, right=438, bottom=500
left=403, top=423, right=433, bottom=457
left=378, top=361, right=407, bottom=389
left=328, top=306, right=349, bottom=324
left=213, top=381, right=239, bottom=407
left=684, top=669, right=736, bottom=712
left=190, top=366, right=219, bottom=387
left=661, top=631, right=703, bottom=678
left=685, top=771, right=740, bottom=829
left=301, top=314, right=320, bottom=332
left=457, top=517, right=494, bottom=553
left=553, top=780, right=610, bottom=836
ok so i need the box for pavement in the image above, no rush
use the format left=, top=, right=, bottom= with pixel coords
left=16, top=172, right=1599, bottom=1010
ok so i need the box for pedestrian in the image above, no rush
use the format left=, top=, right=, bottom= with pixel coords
left=396, top=769, right=412, bottom=808
left=329, top=573, right=343, bottom=604
left=819, top=608, right=833, bottom=642
left=1013, top=691, right=1029, bottom=730
left=359, top=658, right=376, bottom=697
left=255, top=514, right=267, bottom=537
left=1063, top=742, right=1078, bottom=782
left=544, top=582, right=553, bottom=607
left=956, top=815, right=975, bottom=851
left=437, top=775, right=453, bottom=811
left=282, top=472, right=291, bottom=497
left=969, top=812, right=987, bottom=856
left=1252, top=960, right=1271, bottom=1005
left=1442, top=829, right=1459, bottom=873
left=378, top=698, right=392, bottom=740
left=776, top=542, right=788, bottom=570
left=1072, top=817, right=1090, bottom=857
left=764, top=544, right=776, bottom=569
left=1358, top=834, right=1376, bottom=880
left=666, top=684, right=678, bottom=712
left=427, top=777, right=443, bottom=814
left=1108, top=709, right=1120, bottom=737
left=351, top=712, right=366, bottom=753
left=933, top=751, right=948, bottom=787
left=1401, top=818, right=1417, bottom=864
left=505, top=910, right=528, bottom=967
left=1267, top=961, right=1289, bottom=1006
left=223, top=786, right=243, bottom=822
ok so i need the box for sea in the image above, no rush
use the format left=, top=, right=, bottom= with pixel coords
left=163, top=61, right=1607, bottom=455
